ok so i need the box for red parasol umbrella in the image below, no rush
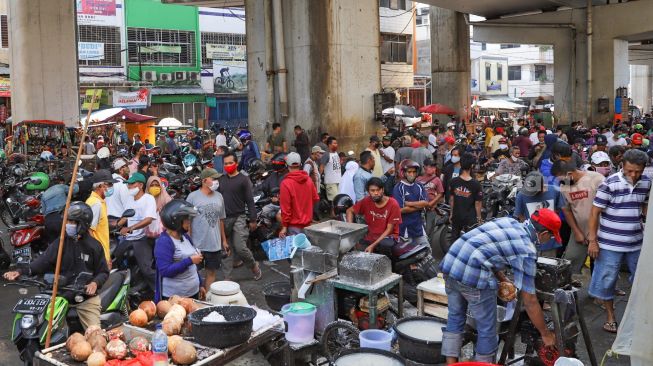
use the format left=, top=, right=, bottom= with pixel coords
left=419, top=103, right=457, bottom=115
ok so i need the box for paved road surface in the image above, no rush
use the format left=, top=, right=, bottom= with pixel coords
left=0, top=232, right=635, bottom=365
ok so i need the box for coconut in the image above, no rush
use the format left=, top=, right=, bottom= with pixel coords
left=171, top=340, right=197, bottom=365
left=177, top=297, right=194, bottom=314
left=71, top=340, right=93, bottom=362
left=129, top=308, right=149, bottom=327
left=106, top=339, right=128, bottom=360
left=66, top=332, right=86, bottom=352
left=128, top=336, right=151, bottom=353
left=167, top=335, right=184, bottom=354
left=87, top=334, right=107, bottom=350
left=86, top=351, right=106, bottom=366
left=138, top=301, right=157, bottom=320
left=169, top=304, right=187, bottom=318
left=156, top=300, right=172, bottom=318
left=162, top=318, right=182, bottom=336
left=84, top=325, right=105, bottom=340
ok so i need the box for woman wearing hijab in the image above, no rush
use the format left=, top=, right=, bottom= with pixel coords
left=145, top=176, right=172, bottom=239
left=339, top=160, right=359, bottom=201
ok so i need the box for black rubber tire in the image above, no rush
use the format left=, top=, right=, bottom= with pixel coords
left=0, top=207, right=14, bottom=227
left=320, top=321, right=360, bottom=362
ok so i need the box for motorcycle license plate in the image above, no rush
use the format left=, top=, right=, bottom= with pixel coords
left=13, top=297, right=49, bottom=314
left=13, top=247, right=31, bottom=264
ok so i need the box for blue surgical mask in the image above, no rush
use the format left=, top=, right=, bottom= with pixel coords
left=451, top=156, right=461, bottom=164
left=105, top=187, right=114, bottom=197
left=65, top=223, right=78, bottom=238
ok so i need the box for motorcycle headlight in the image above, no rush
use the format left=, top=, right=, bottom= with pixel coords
left=74, top=295, right=85, bottom=304
left=20, top=314, right=36, bottom=329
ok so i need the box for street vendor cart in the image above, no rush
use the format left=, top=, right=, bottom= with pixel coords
left=12, top=120, right=66, bottom=155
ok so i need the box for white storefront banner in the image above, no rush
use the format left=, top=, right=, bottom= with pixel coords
left=206, top=44, right=246, bottom=60
left=113, top=89, right=151, bottom=109
left=78, top=42, right=105, bottom=60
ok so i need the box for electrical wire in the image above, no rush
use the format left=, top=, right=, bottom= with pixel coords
left=380, top=7, right=414, bottom=18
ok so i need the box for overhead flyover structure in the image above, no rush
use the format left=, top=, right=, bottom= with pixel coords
left=423, top=0, right=653, bottom=125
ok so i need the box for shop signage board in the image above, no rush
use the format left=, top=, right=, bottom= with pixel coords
left=113, top=89, right=151, bottom=109
left=82, top=89, right=104, bottom=110
left=78, top=42, right=105, bottom=60
left=0, top=77, right=10, bottom=98
left=77, top=0, right=119, bottom=26
left=206, top=44, right=246, bottom=60
left=212, top=59, right=247, bottom=94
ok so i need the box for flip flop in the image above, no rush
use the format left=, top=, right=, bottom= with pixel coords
left=615, top=288, right=627, bottom=296
left=603, top=321, right=618, bottom=333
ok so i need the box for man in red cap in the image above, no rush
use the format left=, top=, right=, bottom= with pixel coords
left=439, top=209, right=559, bottom=363
left=631, top=133, right=644, bottom=148
left=488, top=126, right=507, bottom=154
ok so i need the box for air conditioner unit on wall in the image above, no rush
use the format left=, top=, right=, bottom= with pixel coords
left=142, top=71, right=157, bottom=81
left=174, top=71, right=187, bottom=81
left=187, top=71, right=200, bottom=81
left=159, top=73, right=173, bottom=82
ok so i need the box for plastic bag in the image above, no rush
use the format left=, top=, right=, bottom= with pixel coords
left=260, top=235, right=296, bottom=261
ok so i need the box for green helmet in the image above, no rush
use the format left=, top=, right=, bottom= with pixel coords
left=26, top=172, right=50, bottom=191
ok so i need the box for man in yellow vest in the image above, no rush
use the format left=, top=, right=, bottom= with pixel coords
left=86, top=169, right=118, bottom=268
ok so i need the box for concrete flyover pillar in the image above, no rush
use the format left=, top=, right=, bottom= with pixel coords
left=429, top=7, right=470, bottom=120
left=246, top=0, right=380, bottom=152
left=9, top=0, right=79, bottom=126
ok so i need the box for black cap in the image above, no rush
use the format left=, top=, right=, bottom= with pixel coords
left=370, top=135, right=381, bottom=143
left=595, top=135, right=608, bottom=146
left=93, top=169, right=119, bottom=184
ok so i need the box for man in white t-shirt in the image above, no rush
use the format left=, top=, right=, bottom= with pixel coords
left=215, top=128, right=227, bottom=147
left=319, top=136, right=342, bottom=202
left=427, top=126, right=438, bottom=155
left=607, top=133, right=627, bottom=148
left=118, top=172, right=158, bottom=293
left=380, top=135, right=396, bottom=174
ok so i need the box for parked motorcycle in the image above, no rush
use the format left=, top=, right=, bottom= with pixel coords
left=8, top=270, right=130, bottom=365
left=483, top=173, right=521, bottom=220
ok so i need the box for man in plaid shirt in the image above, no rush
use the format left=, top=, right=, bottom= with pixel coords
left=439, top=209, right=558, bottom=363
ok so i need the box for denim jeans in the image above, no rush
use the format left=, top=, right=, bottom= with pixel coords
left=442, top=277, right=498, bottom=360
left=588, top=248, right=640, bottom=301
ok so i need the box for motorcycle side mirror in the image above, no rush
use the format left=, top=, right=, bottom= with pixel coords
left=121, top=209, right=136, bottom=218
left=44, top=273, right=68, bottom=286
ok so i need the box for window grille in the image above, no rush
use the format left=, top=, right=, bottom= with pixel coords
left=127, top=27, right=196, bottom=66
left=77, top=25, right=122, bottom=66
left=200, top=32, right=246, bottom=68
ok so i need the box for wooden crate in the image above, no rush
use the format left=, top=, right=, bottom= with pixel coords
left=417, top=277, right=449, bottom=318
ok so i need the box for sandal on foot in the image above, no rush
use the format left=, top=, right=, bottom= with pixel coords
left=252, top=266, right=262, bottom=281
left=603, top=321, right=618, bottom=333
left=615, top=288, right=627, bottom=296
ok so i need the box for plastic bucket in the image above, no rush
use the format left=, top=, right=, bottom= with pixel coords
left=293, top=233, right=311, bottom=249
left=281, top=302, right=316, bottom=343
left=359, top=329, right=392, bottom=351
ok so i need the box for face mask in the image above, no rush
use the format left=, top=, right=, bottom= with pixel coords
left=499, top=144, right=509, bottom=150
left=149, top=186, right=161, bottom=197
left=224, top=164, right=238, bottom=174
left=511, top=155, right=519, bottom=162
left=371, top=195, right=383, bottom=203
left=210, top=181, right=220, bottom=191
left=65, top=224, right=78, bottom=238
left=596, top=166, right=611, bottom=177
left=451, top=156, right=460, bottom=164
left=105, top=187, right=114, bottom=198
left=406, top=174, right=417, bottom=183
left=128, top=187, right=139, bottom=196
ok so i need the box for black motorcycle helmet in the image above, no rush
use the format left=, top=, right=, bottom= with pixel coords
left=248, top=158, right=266, bottom=175
left=270, top=153, right=287, bottom=172
left=160, top=199, right=198, bottom=232
left=67, top=201, right=94, bottom=237
left=270, top=187, right=280, bottom=197
left=333, top=194, right=353, bottom=215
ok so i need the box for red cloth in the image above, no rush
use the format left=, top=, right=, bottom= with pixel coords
left=352, top=196, right=402, bottom=242
left=280, top=170, right=319, bottom=228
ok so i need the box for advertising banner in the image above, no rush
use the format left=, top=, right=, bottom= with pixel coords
left=77, top=0, right=118, bottom=26
left=113, top=89, right=151, bottom=109
left=206, top=44, right=246, bottom=60
left=0, top=78, right=10, bottom=98
left=212, top=60, right=247, bottom=94
left=82, top=89, right=103, bottom=110
left=78, top=42, right=105, bottom=61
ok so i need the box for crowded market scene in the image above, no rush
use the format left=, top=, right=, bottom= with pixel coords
left=2, top=0, right=653, bottom=366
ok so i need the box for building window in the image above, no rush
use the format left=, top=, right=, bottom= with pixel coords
left=201, top=32, right=246, bottom=68
left=497, top=63, right=502, bottom=80
left=381, top=34, right=409, bottom=63
left=0, top=15, right=8, bottom=49
left=500, top=44, right=519, bottom=49
left=481, top=43, right=486, bottom=51
left=508, top=65, right=521, bottom=81
left=534, top=64, right=547, bottom=81
left=127, top=28, right=196, bottom=66
left=172, top=102, right=205, bottom=126
left=485, top=63, right=491, bottom=81
left=380, top=0, right=408, bottom=10
left=78, top=25, right=122, bottom=67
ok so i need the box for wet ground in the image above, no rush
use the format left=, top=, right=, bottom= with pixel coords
left=0, top=232, right=634, bottom=365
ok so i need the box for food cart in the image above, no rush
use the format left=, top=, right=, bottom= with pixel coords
left=82, top=108, right=157, bottom=146
left=33, top=299, right=284, bottom=366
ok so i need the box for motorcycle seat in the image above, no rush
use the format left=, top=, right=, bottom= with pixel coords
left=98, top=271, right=126, bottom=311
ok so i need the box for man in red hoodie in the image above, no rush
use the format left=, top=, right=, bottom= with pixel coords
left=279, top=152, right=319, bottom=238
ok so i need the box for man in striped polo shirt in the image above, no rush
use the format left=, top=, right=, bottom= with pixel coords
left=588, top=149, right=651, bottom=333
